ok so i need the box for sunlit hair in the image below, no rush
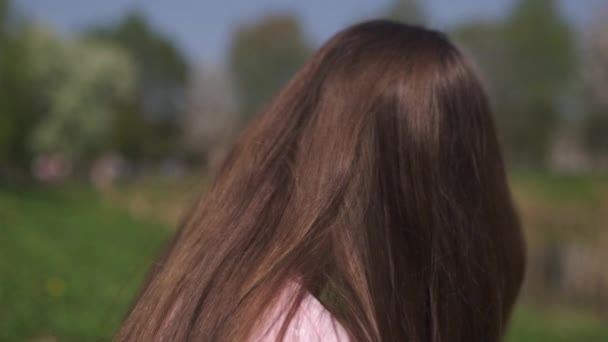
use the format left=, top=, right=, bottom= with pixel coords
left=117, top=20, right=525, bottom=341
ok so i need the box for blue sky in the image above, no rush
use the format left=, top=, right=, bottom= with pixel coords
left=18, top=0, right=606, bottom=66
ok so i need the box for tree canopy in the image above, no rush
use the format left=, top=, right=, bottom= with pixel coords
left=229, top=14, right=311, bottom=120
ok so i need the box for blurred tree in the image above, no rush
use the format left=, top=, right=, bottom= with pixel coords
left=385, top=0, right=426, bottom=25
left=582, top=11, right=608, bottom=164
left=229, top=14, right=311, bottom=120
left=181, top=66, right=239, bottom=164
left=455, top=0, right=577, bottom=165
left=22, top=26, right=135, bottom=164
left=0, top=0, right=15, bottom=165
left=500, top=0, right=577, bottom=165
left=0, top=0, right=40, bottom=172
left=453, top=21, right=518, bottom=156
left=453, top=21, right=507, bottom=84
left=88, top=12, right=189, bottom=160
left=0, top=0, right=7, bottom=32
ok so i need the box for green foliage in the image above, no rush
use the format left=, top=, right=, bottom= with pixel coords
left=454, top=0, right=577, bottom=165
left=88, top=13, right=189, bottom=160
left=89, top=13, right=188, bottom=97
left=0, top=4, right=44, bottom=170
left=583, top=110, right=608, bottom=158
left=229, top=15, right=311, bottom=120
left=582, top=15, right=608, bottom=161
left=504, top=0, right=576, bottom=94
left=0, top=8, right=190, bottom=172
left=109, top=103, right=182, bottom=160
left=1, top=3, right=137, bottom=170
left=0, top=185, right=169, bottom=341
left=21, top=26, right=136, bottom=163
left=385, top=0, right=426, bottom=25
left=501, top=0, right=576, bottom=163
left=0, top=33, right=35, bottom=167
left=0, top=0, right=7, bottom=32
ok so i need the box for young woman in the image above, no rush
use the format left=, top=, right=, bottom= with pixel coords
left=116, top=20, right=525, bottom=341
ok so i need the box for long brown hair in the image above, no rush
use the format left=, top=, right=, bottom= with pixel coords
left=116, top=20, right=525, bottom=341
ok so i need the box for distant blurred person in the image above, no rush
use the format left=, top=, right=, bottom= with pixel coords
left=117, top=20, right=525, bottom=341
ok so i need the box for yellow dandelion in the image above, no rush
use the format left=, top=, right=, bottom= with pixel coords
left=46, top=277, right=66, bottom=297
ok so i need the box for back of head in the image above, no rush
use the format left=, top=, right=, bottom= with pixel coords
left=117, top=20, right=525, bottom=342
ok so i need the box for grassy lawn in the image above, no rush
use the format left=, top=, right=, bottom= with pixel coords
left=0, top=185, right=169, bottom=341
left=1, top=178, right=607, bottom=341
left=507, top=305, right=608, bottom=342
left=511, top=170, right=608, bottom=204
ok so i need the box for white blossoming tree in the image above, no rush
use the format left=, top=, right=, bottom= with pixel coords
left=22, top=25, right=136, bottom=164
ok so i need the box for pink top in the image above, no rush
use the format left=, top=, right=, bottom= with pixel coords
left=250, top=283, right=350, bottom=341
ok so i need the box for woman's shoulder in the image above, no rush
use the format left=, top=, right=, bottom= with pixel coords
left=250, top=282, right=350, bottom=341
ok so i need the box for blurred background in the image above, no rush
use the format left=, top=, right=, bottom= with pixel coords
left=1, top=0, right=607, bottom=340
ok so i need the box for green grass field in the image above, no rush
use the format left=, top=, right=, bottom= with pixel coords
left=0, top=185, right=169, bottom=341
left=507, top=305, right=608, bottom=342
left=1, top=179, right=607, bottom=341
